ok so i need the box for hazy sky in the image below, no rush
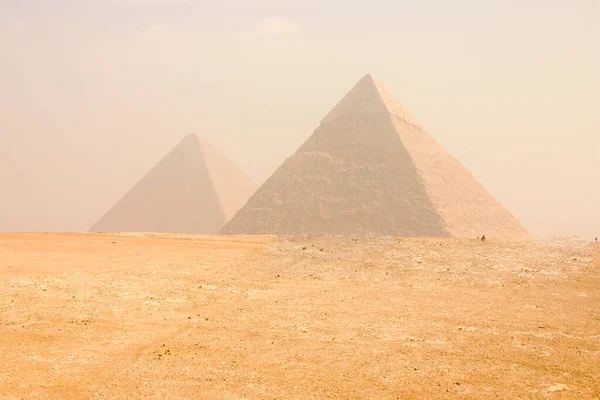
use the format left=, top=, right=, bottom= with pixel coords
left=1, top=0, right=598, bottom=238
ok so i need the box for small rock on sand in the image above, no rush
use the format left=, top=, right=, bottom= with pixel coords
left=548, top=384, right=568, bottom=392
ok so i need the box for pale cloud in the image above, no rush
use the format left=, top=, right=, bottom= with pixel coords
left=232, top=16, right=302, bottom=49
left=254, top=16, right=300, bottom=38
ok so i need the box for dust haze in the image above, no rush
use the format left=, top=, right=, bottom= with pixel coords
left=1, top=0, right=598, bottom=239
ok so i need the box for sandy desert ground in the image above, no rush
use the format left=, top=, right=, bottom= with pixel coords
left=0, top=232, right=598, bottom=399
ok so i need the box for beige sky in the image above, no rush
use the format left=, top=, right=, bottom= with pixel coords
left=1, top=0, right=598, bottom=238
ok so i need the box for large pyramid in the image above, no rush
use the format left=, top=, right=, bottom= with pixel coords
left=90, top=134, right=256, bottom=234
left=222, top=75, right=530, bottom=240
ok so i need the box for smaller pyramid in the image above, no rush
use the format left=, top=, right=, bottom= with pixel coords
left=90, top=134, right=256, bottom=234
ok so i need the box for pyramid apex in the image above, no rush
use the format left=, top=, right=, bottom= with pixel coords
left=178, top=133, right=200, bottom=145
left=321, top=74, right=386, bottom=124
left=184, top=133, right=202, bottom=141
left=180, top=134, right=212, bottom=150
left=362, top=73, right=382, bottom=81
left=358, top=73, right=378, bottom=85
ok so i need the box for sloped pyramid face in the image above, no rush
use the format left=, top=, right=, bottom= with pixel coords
left=90, top=134, right=256, bottom=234
left=222, top=75, right=530, bottom=240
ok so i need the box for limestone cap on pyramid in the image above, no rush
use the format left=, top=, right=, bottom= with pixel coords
left=222, top=74, right=530, bottom=240
left=90, top=134, right=256, bottom=234
left=322, top=74, right=420, bottom=129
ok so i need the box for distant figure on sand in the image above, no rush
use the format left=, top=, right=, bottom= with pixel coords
left=595, top=237, right=598, bottom=243
left=481, top=235, right=486, bottom=241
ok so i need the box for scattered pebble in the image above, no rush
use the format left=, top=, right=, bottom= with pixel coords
left=549, top=384, right=568, bottom=392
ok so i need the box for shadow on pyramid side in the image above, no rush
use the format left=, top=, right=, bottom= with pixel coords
left=90, top=134, right=256, bottom=234
left=221, top=74, right=531, bottom=240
